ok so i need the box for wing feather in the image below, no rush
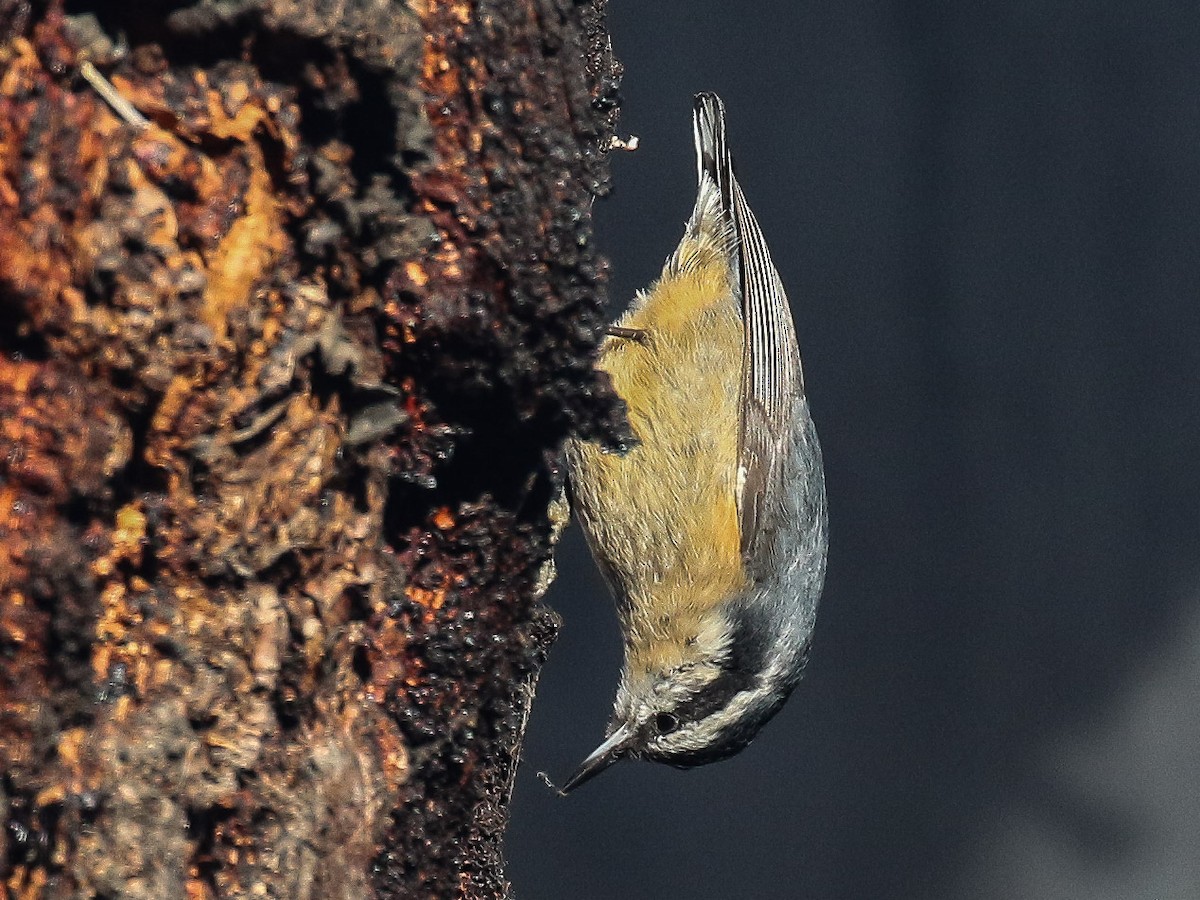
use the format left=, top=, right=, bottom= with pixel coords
left=692, top=93, right=805, bottom=566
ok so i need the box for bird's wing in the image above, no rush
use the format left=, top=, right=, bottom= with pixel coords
left=692, top=92, right=804, bottom=566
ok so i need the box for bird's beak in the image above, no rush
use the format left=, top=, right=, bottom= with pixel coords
left=561, top=721, right=638, bottom=794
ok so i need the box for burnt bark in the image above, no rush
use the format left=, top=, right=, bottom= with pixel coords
left=0, top=1, right=627, bottom=897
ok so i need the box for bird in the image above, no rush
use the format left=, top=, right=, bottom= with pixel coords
left=561, top=92, right=828, bottom=793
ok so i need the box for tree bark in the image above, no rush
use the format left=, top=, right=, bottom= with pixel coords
left=0, top=1, right=627, bottom=896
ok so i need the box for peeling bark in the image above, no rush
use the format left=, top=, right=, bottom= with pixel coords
left=0, top=1, right=627, bottom=897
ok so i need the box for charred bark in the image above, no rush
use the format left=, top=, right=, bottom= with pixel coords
left=0, top=1, right=627, bottom=897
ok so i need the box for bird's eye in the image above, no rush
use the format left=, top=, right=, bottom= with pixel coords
left=654, top=712, right=680, bottom=735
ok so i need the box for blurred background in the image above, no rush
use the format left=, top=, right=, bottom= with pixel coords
left=506, top=1, right=1200, bottom=897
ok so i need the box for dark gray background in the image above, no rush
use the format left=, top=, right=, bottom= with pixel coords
left=506, top=2, right=1200, bottom=897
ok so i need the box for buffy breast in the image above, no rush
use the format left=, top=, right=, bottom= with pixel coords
left=567, top=260, right=749, bottom=653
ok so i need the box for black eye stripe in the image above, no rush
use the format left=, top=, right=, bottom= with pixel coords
left=647, top=683, right=794, bottom=769
left=669, top=667, right=756, bottom=727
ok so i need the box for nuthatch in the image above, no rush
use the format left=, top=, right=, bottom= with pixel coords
left=562, top=92, right=828, bottom=792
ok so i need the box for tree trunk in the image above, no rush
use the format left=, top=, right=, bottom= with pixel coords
left=0, top=1, right=627, bottom=896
